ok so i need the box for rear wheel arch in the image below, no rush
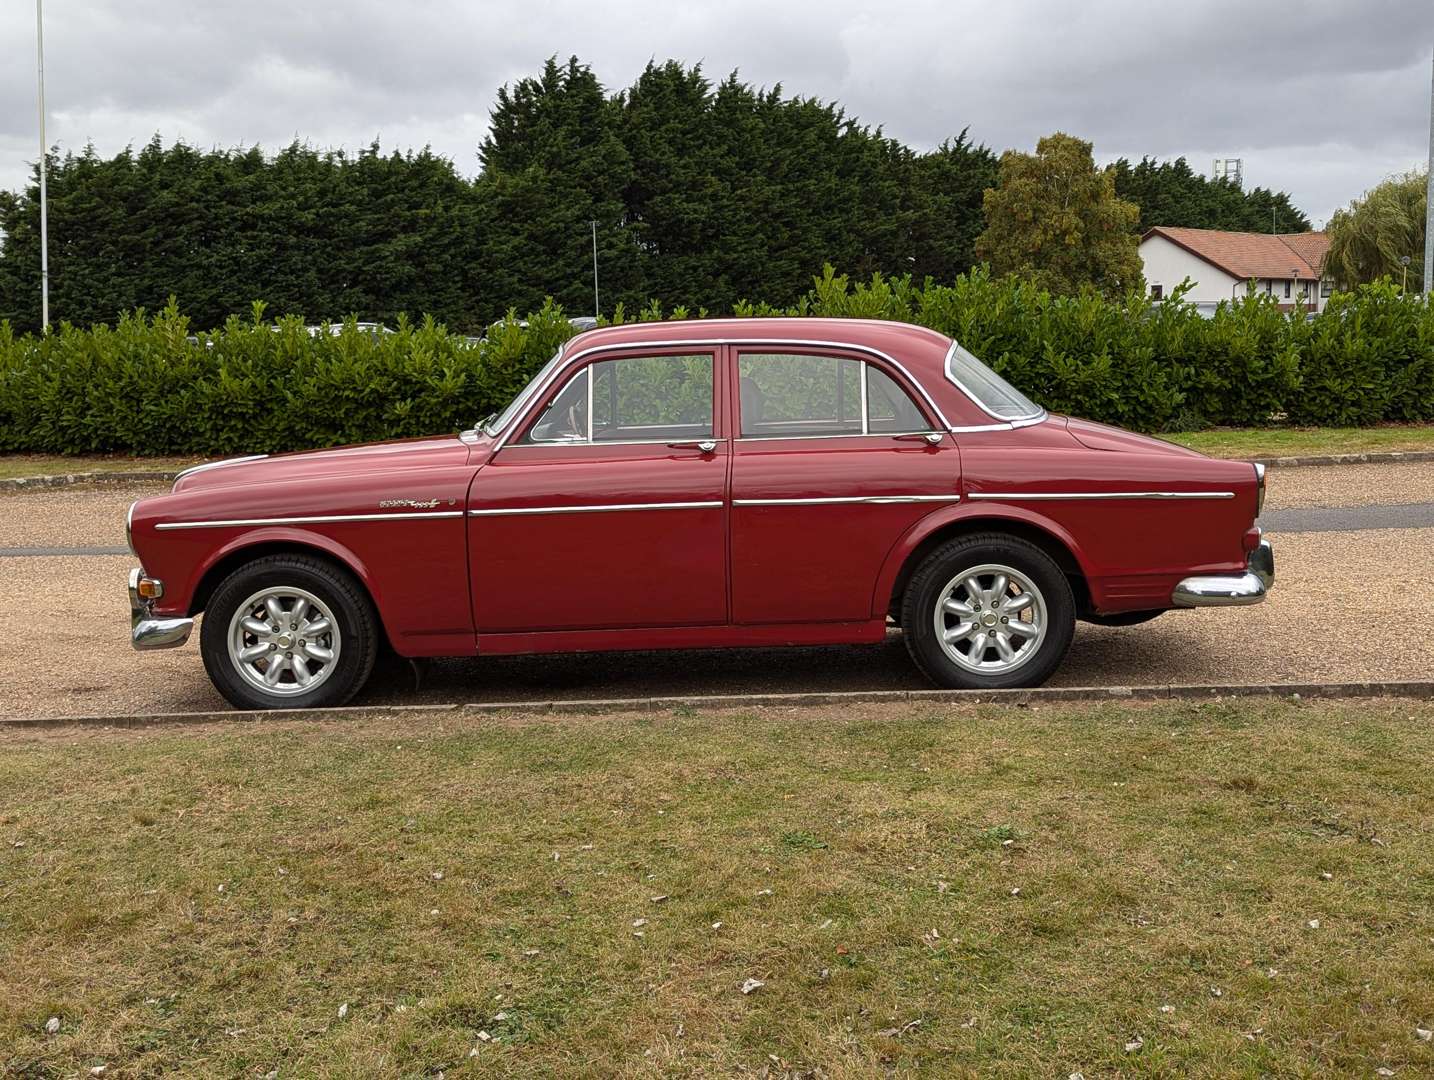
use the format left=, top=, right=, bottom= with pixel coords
left=881, top=512, right=1094, bottom=622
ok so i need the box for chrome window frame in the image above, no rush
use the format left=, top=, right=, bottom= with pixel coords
left=490, top=337, right=959, bottom=452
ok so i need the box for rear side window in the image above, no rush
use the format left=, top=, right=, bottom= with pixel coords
left=739, top=353, right=928, bottom=438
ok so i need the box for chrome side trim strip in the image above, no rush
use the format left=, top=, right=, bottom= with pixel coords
left=173, top=454, right=269, bottom=481
left=734, top=495, right=962, bottom=507
left=966, top=491, right=1235, bottom=501
left=155, top=511, right=464, bottom=530
left=469, top=501, right=723, bottom=517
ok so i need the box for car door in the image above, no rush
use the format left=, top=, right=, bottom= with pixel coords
left=730, top=347, right=962, bottom=624
left=469, top=347, right=729, bottom=634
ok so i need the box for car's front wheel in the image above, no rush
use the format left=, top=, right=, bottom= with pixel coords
left=200, top=554, right=379, bottom=710
left=901, top=534, right=1075, bottom=689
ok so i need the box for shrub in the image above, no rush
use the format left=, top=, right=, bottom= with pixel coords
left=1, top=273, right=1429, bottom=456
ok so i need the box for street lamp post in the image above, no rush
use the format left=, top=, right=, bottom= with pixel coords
left=590, top=220, right=599, bottom=318
left=36, top=0, right=49, bottom=330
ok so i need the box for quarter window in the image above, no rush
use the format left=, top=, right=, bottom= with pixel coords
left=738, top=353, right=928, bottom=438
left=522, top=354, right=713, bottom=444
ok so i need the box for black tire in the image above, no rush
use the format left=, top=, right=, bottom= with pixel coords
left=1082, top=610, right=1165, bottom=628
left=900, top=533, right=1075, bottom=690
left=200, top=554, right=379, bottom=710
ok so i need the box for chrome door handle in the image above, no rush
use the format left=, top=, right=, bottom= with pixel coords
left=892, top=432, right=945, bottom=445
left=668, top=440, right=718, bottom=454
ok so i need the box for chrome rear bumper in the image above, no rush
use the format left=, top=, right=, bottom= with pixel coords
left=129, top=568, right=194, bottom=649
left=1172, top=539, right=1274, bottom=607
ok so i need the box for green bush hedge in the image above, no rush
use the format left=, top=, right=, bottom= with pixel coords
left=2, top=272, right=1431, bottom=456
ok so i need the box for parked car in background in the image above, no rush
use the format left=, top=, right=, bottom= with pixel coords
left=126, top=318, right=1272, bottom=709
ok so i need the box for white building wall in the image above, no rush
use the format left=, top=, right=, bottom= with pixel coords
left=1138, top=234, right=1241, bottom=304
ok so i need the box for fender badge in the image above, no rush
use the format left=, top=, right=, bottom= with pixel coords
left=378, top=498, right=441, bottom=509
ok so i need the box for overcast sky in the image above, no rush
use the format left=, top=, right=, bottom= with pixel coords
left=1, top=1, right=1431, bottom=227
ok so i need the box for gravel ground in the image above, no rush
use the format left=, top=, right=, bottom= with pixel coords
left=1263, top=460, right=1434, bottom=510
left=1, top=524, right=1429, bottom=719
left=0, top=483, right=169, bottom=548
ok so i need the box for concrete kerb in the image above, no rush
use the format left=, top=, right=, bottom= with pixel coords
left=3, top=680, right=1431, bottom=731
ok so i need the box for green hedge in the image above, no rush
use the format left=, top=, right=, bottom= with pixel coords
left=2, top=272, right=1432, bottom=456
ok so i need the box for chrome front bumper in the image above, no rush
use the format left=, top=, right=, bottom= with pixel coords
left=129, top=568, right=194, bottom=650
left=1172, top=539, right=1275, bottom=607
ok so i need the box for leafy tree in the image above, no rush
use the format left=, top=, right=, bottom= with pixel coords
left=976, top=133, right=1143, bottom=297
left=1324, top=170, right=1428, bottom=291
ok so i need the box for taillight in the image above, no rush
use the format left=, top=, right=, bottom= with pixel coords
left=1253, top=463, right=1266, bottom=516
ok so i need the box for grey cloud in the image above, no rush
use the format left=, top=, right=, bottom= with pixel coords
left=0, top=0, right=1430, bottom=224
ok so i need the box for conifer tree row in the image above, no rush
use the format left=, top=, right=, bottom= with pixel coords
left=0, top=56, right=1307, bottom=334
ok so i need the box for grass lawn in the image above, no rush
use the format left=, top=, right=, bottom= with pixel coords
left=0, top=454, right=201, bottom=481
left=1167, top=424, right=1434, bottom=459
left=4, top=699, right=1434, bottom=1077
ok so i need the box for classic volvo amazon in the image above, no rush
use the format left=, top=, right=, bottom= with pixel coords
left=127, top=318, right=1273, bottom=709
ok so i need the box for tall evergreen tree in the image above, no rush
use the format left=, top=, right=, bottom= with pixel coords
left=474, top=57, right=640, bottom=320
left=1110, top=155, right=1311, bottom=233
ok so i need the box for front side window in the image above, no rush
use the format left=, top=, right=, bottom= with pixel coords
left=738, top=353, right=929, bottom=438
left=944, top=341, right=1043, bottom=422
left=522, top=353, right=713, bottom=444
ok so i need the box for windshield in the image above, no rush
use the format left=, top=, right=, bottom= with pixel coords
left=944, top=341, right=1043, bottom=422
left=482, top=348, right=566, bottom=436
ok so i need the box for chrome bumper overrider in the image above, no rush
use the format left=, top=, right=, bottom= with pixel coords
left=1172, top=539, right=1275, bottom=608
left=129, top=568, right=194, bottom=649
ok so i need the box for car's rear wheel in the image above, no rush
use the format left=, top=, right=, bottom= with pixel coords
left=200, top=554, right=378, bottom=710
left=901, top=534, right=1075, bottom=689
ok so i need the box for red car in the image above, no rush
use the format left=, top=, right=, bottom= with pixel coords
left=127, top=318, right=1273, bottom=709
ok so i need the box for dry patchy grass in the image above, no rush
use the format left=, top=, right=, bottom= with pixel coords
left=2, top=699, right=1434, bottom=1077
left=1168, top=424, right=1434, bottom=460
